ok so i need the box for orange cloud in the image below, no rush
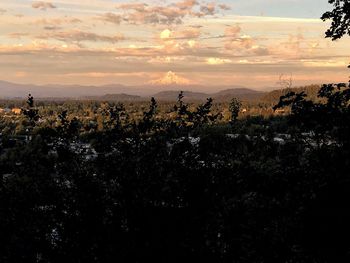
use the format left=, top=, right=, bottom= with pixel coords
left=32, top=1, right=56, bottom=10
left=34, top=17, right=82, bottom=26
left=98, top=13, right=122, bottom=25
left=37, top=30, right=125, bottom=44
left=206, top=57, right=232, bottom=65
left=218, top=4, right=231, bottom=11
left=116, top=0, right=218, bottom=25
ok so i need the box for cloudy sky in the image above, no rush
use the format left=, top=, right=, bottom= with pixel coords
left=0, top=0, right=349, bottom=90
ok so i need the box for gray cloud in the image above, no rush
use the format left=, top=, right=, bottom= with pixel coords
left=43, top=26, right=62, bottom=31
left=35, top=18, right=82, bottom=26
left=199, top=3, right=216, bottom=16
left=37, top=30, right=125, bottom=43
left=32, top=1, right=56, bottom=10
left=98, top=13, right=122, bottom=25
left=218, top=4, right=231, bottom=11
left=116, top=0, right=217, bottom=25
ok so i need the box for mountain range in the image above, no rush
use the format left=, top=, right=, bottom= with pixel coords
left=0, top=80, right=267, bottom=101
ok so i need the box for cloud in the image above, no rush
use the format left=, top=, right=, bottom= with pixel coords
left=98, top=13, right=122, bottom=25
left=175, top=0, right=198, bottom=10
left=224, top=25, right=241, bottom=38
left=118, top=3, right=148, bottom=12
left=37, top=30, right=125, bottom=44
left=188, top=40, right=196, bottom=48
left=206, top=57, right=232, bottom=65
left=223, top=25, right=270, bottom=56
left=0, top=8, right=6, bottom=15
left=160, top=29, right=172, bottom=39
left=199, top=3, right=216, bottom=16
left=7, top=33, right=29, bottom=39
left=251, top=46, right=269, bottom=56
left=302, top=59, right=347, bottom=68
left=65, top=72, right=148, bottom=78
left=159, top=28, right=200, bottom=42
left=147, top=56, right=187, bottom=64
left=175, top=28, right=201, bottom=39
left=116, top=0, right=218, bottom=25
left=32, top=1, right=57, bottom=10
left=15, top=71, right=29, bottom=77
left=218, top=4, right=231, bottom=11
left=0, top=42, right=82, bottom=55
left=281, top=33, right=304, bottom=53
left=225, top=34, right=254, bottom=50
left=43, top=26, right=62, bottom=31
left=34, top=17, right=82, bottom=26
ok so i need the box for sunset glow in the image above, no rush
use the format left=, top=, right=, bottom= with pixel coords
left=0, top=0, right=349, bottom=89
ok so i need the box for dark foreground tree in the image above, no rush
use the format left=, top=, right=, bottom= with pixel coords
left=229, top=97, right=241, bottom=124
left=322, top=0, right=350, bottom=40
left=22, top=94, right=39, bottom=127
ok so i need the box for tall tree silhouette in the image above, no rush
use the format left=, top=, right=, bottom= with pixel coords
left=22, top=94, right=39, bottom=128
left=322, top=0, right=350, bottom=40
left=229, top=97, right=242, bottom=124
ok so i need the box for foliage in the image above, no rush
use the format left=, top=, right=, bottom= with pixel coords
left=22, top=94, right=40, bottom=126
left=322, top=0, right=350, bottom=40
left=274, top=82, right=350, bottom=142
left=0, top=87, right=350, bottom=262
left=229, top=97, right=242, bottom=123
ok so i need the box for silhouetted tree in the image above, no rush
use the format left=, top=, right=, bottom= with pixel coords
left=191, top=98, right=220, bottom=129
left=322, top=0, right=350, bottom=40
left=22, top=94, right=39, bottom=127
left=229, top=97, right=242, bottom=124
left=138, top=97, right=158, bottom=134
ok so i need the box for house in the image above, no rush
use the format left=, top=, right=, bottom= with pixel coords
left=0, top=108, right=4, bottom=114
left=11, top=108, right=22, bottom=115
left=241, top=108, right=247, bottom=113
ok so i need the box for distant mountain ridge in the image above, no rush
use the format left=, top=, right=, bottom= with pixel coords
left=213, top=88, right=265, bottom=102
left=84, top=93, right=142, bottom=101
left=1, top=80, right=322, bottom=103
left=0, top=80, right=267, bottom=101
left=0, top=80, right=156, bottom=98
left=153, top=90, right=209, bottom=101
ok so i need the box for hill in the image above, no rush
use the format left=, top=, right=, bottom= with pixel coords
left=262, top=85, right=321, bottom=105
left=0, top=81, right=156, bottom=98
left=153, top=90, right=209, bottom=101
left=84, top=94, right=142, bottom=101
left=212, top=88, right=266, bottom=102
left=153, top=88, right=266, bottom=102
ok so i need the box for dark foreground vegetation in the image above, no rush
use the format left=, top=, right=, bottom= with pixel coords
left=0, top=82, right=350, bottom=262
left=1, top=1, right=350, bottom=261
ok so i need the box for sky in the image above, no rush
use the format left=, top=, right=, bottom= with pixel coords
left=0, top=0, right=349, bottom=90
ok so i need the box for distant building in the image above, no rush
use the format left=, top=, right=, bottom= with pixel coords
left=275, top=109, right=286, bottom=115
left=11, top=108, right=22, bottom=115
left=241, top=108, right=247, bottom=113
left=0, top=108, right=4, bottom=114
